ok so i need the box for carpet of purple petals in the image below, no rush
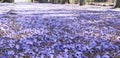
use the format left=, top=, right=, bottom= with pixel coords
left=0, top=4, right=120, bottom=58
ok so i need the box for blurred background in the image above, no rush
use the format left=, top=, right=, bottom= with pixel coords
left=1, top=0, right=119, bottom=8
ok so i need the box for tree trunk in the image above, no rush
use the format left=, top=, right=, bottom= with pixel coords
left=114, top=0, right=120, bottom=8
left=51, top=0, right=54, bottom=3
left=39, top=0, right=43, bottom=3
left=3, top=0, right=11, bottom=3
left=60, top=0, right=66, bottom=4
left=79, top=0, right=85, bottom=6
left=51, top=0, right=58, bottom=4
left=66, top=0, right=70, bottom=4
